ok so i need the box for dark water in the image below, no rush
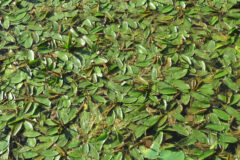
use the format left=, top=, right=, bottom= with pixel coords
left=24, top=0, right=40, bottom=3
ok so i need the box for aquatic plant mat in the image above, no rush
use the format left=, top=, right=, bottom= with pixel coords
left=0, top=0, right=240, bottom=159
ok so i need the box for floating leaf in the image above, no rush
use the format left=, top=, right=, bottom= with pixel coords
left=158, top=150, right=185, bottom=160
left=23, top=131, right=41, bottom=138
left=213, top=109, right=230, bottom=121
left=205, top=124, right=225, bottom=131
left=140, top=132, right=163, bottom=159
left=210, top=16, right=218, bottom=25
left=162, top=5, right=174, bottom=13
left=35, top=97, right=51, bottom=107
left=123, top=97, right=138, bottom=103
left=135, top=126, right=148, bottom=139
left=225, top=106, right=240, bottom=120
left=173, top=124, right=189, bottom=136
left=0, top=141, right=8, bottom=152
left=223, top=77, right=239, bottom=91
left=55, top=51, right=69, bottom=62
left=3, top=16, right=10, bottom=29
left=136, top=45, right=147, bottom=54
left=24, top=36, right=33, bottom=48
left=159, top=88, right=177, bottom=95
left=199, top=150, right=216, bottom=160
left=10, top=70, right=28, bottom=84
left=92, top=95, right=107, bottom=103
left=41, top=150, right=59, bottom=157
left=219, top=134, right=238, bottom=143
left=23, top=151, right=38, bottom=159
left=172, top=80, right=190, bottom=91
left=136, top=0, right=147, bottom=6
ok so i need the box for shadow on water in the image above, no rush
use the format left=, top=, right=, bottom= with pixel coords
left=0, top=49, right=8, bottom=55
left=73, top=48, right=92, bottom=56
left=24, top=0, right=40, bottom=3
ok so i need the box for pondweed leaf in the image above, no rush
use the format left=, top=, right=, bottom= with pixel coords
left=159, top=88, right=177, bottom=95
left=219, top=134, right=238, bottom=143
left=55, top=51, right=69, bottom=62
left=41, top=150, right=59, bottom=157
left=123, top=97, right=138, bottom=103
left=162, top=5, right=174, bottom=13
left=205, top=124, right=225, bottom=131
left=199, top=150, right=216, bottom=160
left=140, top=132, right=163, bottom=159
left=92, top=95, right=107, bottom=103
left=173, top=124, right=189, bottom=136
left=0, top=141, right=8, bottom=152
left=158, top=150, right=185, bottom=160
left=135, top=126, right=148, bottom=139
left=213, top=109, right=231, bottom=121
left=23, top=131, right=41, bottom=138
left=22, top=151, right=38, bottom=159
left=223, top=77, right=239, bottom=91
left=225, top=106, right=240, bottom=120
left=35, top=97, right=51, bottom=107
